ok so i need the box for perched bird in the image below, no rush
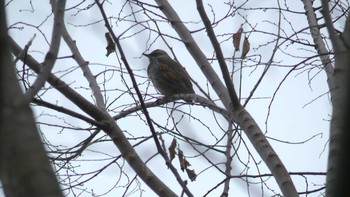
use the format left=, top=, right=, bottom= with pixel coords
left=144, top=49, right=195, bottom=100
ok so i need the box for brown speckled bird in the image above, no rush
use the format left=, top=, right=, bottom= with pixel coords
left=144, top=49, right=195, bottom=99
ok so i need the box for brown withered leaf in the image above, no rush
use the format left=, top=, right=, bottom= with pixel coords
left=178, top=149, right=191, bottom=171
left=181, top=158, right=191, bottom=171
left=168, top=138, right=177, bottom=162
left=233, top=27, right=243, bottom=51
left=241, top=36, right=250, bottom=58
left=178, top=149, right=184, bottom=171
left=105, top=32, right=115, bottom=57
left=186, top=169, right=197, bottom=181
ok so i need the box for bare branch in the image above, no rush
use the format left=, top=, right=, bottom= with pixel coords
left=302, top=0, right=335, bottom=93
left=24, top=0, right=66, bottom=102
left=60, top=22, right=106, bottom=109
left=196, top=0, right=240, bottom=110
left=0, top=5, right=63, bottom=196
left=221, top=123, right=234, bottom=196
left=321, top=1, right=350, bottom=196
left=321, top=0, right=343, bottom=52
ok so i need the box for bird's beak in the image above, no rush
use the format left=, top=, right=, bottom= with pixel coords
left=143, top=52, right=150, bottom=57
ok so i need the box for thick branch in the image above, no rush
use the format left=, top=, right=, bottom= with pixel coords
left=60, top=21, right=106, bottom=109
left=24, top=0, right=66, bottom=102
left=222, top=124, right=234, bottom=196
left=0, top=5, right=63, bottom=196
left=113, top=94, right=232, bottom=121
left=320, top=1, right=350, bottom=196
left=302, top=0, right=335, bottom=94
left=196, top=0, right=240, bottom=110
left=320, top=0, right=343, bottom=52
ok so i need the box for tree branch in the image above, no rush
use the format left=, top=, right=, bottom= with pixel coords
left=24, top=0, right=66, bottom=102
left=113, top=94, right=232, bottom=121
left=222, top=123, right=234, bottom=196
left=196, top=0, right=240, bottom=110
left=0, top=4, right=63, bottom=196
left=302, top=0, right=335, bottom=93
left=320, top=1, right=350, bottom=196
left=59, top=17, right=106, bottom=109
left=320, top=0, right=343, bottom=52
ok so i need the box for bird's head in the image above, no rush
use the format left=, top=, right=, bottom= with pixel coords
left=143, top=49, right=169, bottom=60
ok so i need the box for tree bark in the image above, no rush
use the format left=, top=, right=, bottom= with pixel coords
left=0, top=1, right=64, bottom=196
left=320, top=1, right=350, bottom=196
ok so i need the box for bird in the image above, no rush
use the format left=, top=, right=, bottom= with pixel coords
left=144, top=49, right=195, bottom=101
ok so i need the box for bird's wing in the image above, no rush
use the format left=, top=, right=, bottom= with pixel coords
left=157, top=63, right=179, bottom=83
left=162, top=58, right=191, bottom=76
left=157, top=58, right=194, bottom=93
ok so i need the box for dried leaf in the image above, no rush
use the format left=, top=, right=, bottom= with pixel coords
left=105, top=32, right=115, bottom=57
left=186, top=169, right=197, bottom=181
left=181, top=158, right=191, bottom=171
left=241, top=36, right=250, bottom=58
left=233, top=27, right=243, bottom=51
left=178, top=149, right=184, bottom=171
left=168, top=138, right=177, bottom=162
left=178, top=149, right=191, bottom=171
